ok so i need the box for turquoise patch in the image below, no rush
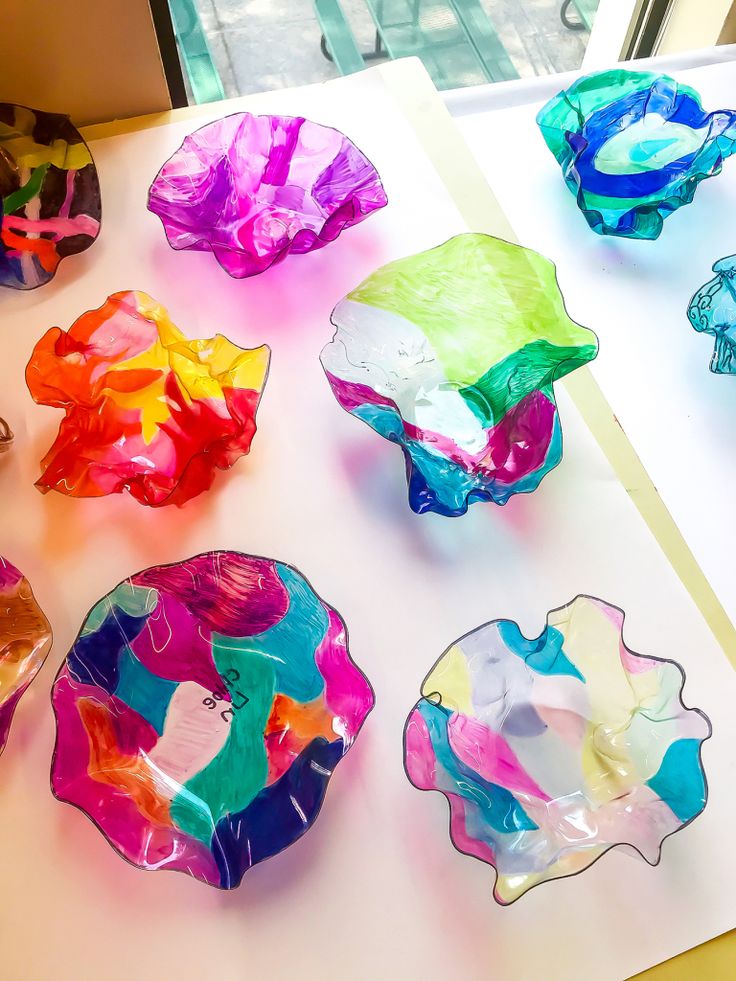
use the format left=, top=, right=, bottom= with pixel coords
left=82, top=582, right=159, bottom=637
left=114, top=645, right=177, bottom=735
left=211, top=563, right=327, bottom=702
left=646, top=738, right=707, bottom=824
left=498, top=621, right=584, bottom=681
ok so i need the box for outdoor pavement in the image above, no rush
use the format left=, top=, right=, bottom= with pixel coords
left=195, top=0, right=590, bottom=97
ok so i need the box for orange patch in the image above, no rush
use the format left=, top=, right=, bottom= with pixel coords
left=264, top=694, right=336, bottom=785
left=1, top=227, right=60, bottom=272
left=77, top=698, right=173, bottom=828
left=265, top=693, right=335, bottom=742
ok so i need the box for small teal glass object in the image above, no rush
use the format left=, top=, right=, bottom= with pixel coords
left=537, top=69, right=736, bottom=239
left=688, top=256, right=736, bottom=374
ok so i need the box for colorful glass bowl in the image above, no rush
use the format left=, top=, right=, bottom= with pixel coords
left=51, top=551, right=374, bottom=887
left=26, top=291, right=270, bottom=507
left=537, top=69, right=736, bottom=239
left=0, top=103, right=101, bottom=289
left=320, top=233, right=597, bottom=516
left=0, top=558, right=52, bottom=756
left=687, top=255, right=736, bottom=374
left=404, top=595, right=711, bottom=904
left=147, top=113, right=387, bottom=278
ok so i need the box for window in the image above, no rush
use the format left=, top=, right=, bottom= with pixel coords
left=163, top=0, right=603, bottom=100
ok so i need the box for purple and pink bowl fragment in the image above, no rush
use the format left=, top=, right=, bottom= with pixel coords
left=148, top=113, right=387, bottom=278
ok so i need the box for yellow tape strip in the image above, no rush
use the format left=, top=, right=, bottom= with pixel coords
left=564, top=368, right=736, bottom=665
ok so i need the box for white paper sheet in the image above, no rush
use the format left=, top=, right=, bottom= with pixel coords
left=456, top=59, right=736, bottom=633
left=1, top=67, right=735, bottom=981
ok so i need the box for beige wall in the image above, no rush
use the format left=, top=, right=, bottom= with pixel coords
left=0, top=0, right=172, bottom=126
left=719, top=2, right=736, bottom=42
left=656, top=0, right=734, bottom=53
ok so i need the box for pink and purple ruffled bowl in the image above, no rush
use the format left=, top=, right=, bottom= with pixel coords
left=148, top=113, right=387, bottom=279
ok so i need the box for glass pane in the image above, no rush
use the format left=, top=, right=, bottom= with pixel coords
left=171, top=0, right=601, bottom=100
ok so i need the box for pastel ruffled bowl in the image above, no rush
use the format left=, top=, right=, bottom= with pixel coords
left=320, top=233, right=598, bottom=516
left=147, top=113, right=387, bottom=278
left=26, top=290, right=270, bottom=507
left=0, top=558, right=52, bottom=756
left=51, top=551, right=374, bottom=887
left=687, top=254, right=736, bottom=373
left=404, top=595, right=711, bottom=905
left=537, top=69, right=736, bottom=239
left=0, top=102, right=101, bottom=289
